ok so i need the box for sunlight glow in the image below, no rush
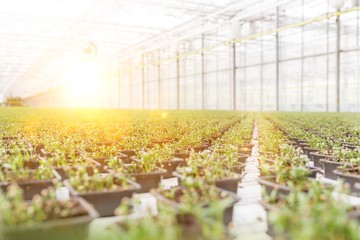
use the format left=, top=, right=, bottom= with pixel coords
left=63, top=58, right=103, bottom=107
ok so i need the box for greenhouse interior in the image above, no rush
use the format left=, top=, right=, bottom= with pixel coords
left=0, top=0, right=360, bottom=239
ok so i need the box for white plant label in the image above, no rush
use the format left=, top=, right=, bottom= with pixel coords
left=56, top=187, right=70, bottom=201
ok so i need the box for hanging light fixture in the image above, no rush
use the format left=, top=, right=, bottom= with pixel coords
left=248, top=21, right=257, bottom=35
left=230, top=21, right=243, bottom=39
left=82, top=41, right=98, bottom=59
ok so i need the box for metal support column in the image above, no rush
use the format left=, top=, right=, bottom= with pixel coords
left=260, top=28, right=264, bottom=111
left=300, top=0, right=304, bottom=112
left=201, top=33, right=205, bottom=110
left=276, top=7, right=280, bottom=111
left=243, top=42, right=247, bottom=111
left=141, top=54, right=145, bottom=109
left=260, top=0, right=264, bottom=111
left=335, top=13, right=341, bottom=112
left=157, top=49, right=161, bottom=109
left=232, top=43, right=236, bottom=111
left=326, top=2, right=330, bottom=112
left=176, top=52, right=180, bottom=110
left=216, top=33, right=219, bottom=110
left=129, top=59, right=133, bottom=109
left=357, top=10, right=360, bottom=112
left=118, top=62, right=121, bottom=108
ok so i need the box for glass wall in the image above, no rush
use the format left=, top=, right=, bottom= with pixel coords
left=110, top=0, right=360, bottom=112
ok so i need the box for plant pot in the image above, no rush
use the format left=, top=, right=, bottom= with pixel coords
left=0, top=170, right=56, bottom=200
left=309, top=152, right=334, bottom=168
left=342, top=142, right=357, bottom=150
left=118, top=150, right=136, bottom=157
left=24, top=159, right=41, bottom=169
left=290, top=137, right=306, bottom=144
left=156, top=157, right=185, bottom=179
left=238, top=145, right=252, bottom=155
left=303, top=147, right=318, bottom=159
left=52, top=166, right=105, bottom=180
left=92, top=154, right=132, bottom=170
left=2, top=136, right=17, bottom=143
left=151, top=139, right=173, bottom=146
left=259, top=200, right=278, bottom=238
left=238, top=153, right=249, bottom=164
left=153, top=186, right=238, bottom=225
left=348, top=207, right=360, bottom=222
left=257, top=176, right=291, bottom=197
left=96, top=141, right=117, bottom=147
left=227, top=164, right=245, bottom=174
left=127, top=166, right=167, bottom=193
left=64, top=179, right=140, bottom=217
left=0, top=179, right=55, bottom=200
left=191, top=145, right=208, bottom=153
left=334, top=168, right=360, bottom=194
left=214, top=176, right=242, bottom=193
left=176, top=213, right=204, bottom=239
left=321, top=159, right=350, bottom=180
left=299, top=142, right=309, bottom=152
left=306, top=166, right=322, bottom=178
left=2, top=197, right=98, bottom=240
left=173, top=152, right=190, bottom=160
left=173, top=169, right=242, bottom=194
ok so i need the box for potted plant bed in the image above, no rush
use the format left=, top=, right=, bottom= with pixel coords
left=64, top=174, right=140, bottom=217
left=334, top=167, right=360, bottom=194
left=0, top=169, right=56, bottom=200
left=0, top=185, right=98, bottom=240
left=153, top=185, right=238, bottom=226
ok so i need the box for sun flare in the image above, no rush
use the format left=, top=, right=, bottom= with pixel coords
left=63, top=58, right=103, bottom=107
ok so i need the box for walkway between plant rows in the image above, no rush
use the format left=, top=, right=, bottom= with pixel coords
left=231, top=120, right=271, bottom=239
